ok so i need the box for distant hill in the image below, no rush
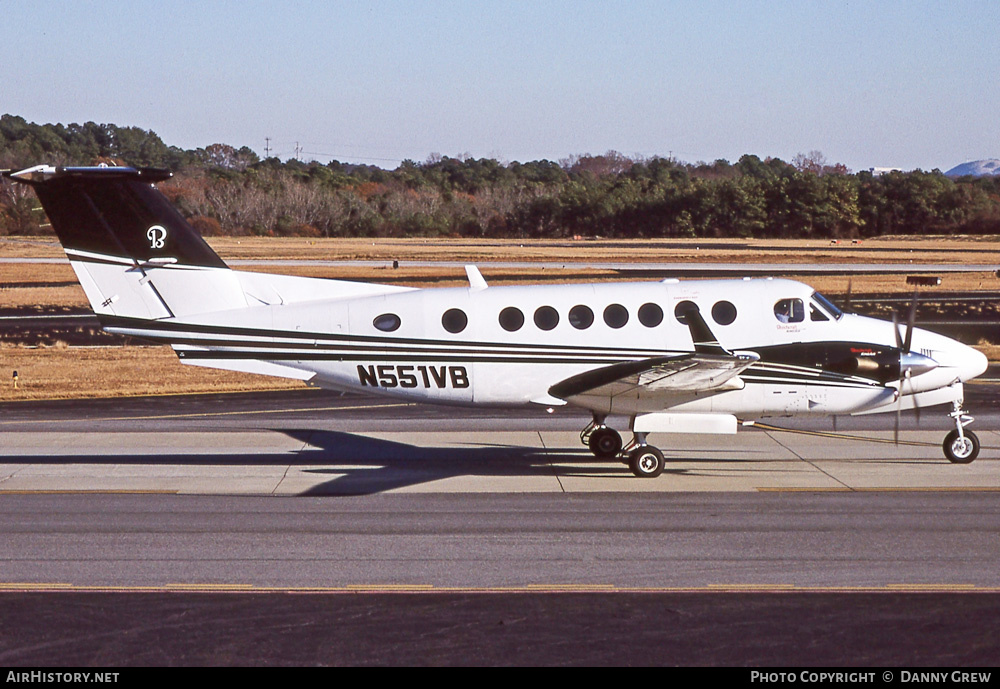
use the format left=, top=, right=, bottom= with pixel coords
left=945, top=159, right=1000, bottom=177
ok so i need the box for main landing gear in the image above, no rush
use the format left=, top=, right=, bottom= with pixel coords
left=943, top=400, right=979, bottom=464
left=581, top=416, right=666, bottom=478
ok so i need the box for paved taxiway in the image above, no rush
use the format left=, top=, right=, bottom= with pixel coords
left=2, top=388, right=1000, bottom=664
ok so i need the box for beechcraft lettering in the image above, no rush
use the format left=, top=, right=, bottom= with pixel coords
left=5, top=164, right=989, bottom=478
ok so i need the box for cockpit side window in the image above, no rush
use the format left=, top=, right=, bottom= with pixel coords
left=774, top=298, right=804, bottom=323
left=810, top=304, right=829, bottom=321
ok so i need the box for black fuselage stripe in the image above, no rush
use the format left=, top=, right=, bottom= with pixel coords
left=100, top=315, right=677, bottom=355
left=175, top=350, right=886, bottom=388
left=178, top=351, right=631, bottom=365
left=123, top=332, right=668, bottom=358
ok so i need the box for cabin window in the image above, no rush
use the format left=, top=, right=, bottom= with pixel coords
left=373, top=313, right=401, bottom=332
left=711, top=300, right=737, bottom=326
left=603, top=304, right=629, bottom=329
left=774, top=298, right=804, bottom=323
left=499, top=306, right=524, bottom=332
left=638, top=303, right=663, bottom=327
left=442, top=308, right=468, bottom=334
left=569, top=305, right=594, bottom=329
left=534, top=305, right=559, bottom=331
left=674, top=300, right=699, bottom=324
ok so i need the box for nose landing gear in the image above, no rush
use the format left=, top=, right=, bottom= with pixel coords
left=943, top=400, right=979, bottom=464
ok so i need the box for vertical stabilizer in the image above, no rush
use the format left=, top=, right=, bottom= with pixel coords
left=5, top=165, right=247, bottom=319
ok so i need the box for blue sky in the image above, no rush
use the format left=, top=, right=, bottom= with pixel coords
left=3, top=1, right=997, bottom=171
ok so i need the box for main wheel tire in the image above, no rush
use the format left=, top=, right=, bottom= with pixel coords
left=943, top=429, right=979, bottom=464
left=628, top=445, right=665, bottom=478
left=589, top=427, right=623, bottom=459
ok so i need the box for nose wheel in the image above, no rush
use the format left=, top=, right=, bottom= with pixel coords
left=943, top=400, right=980, bottom=464
left=944, top=429, right=979, bottom=464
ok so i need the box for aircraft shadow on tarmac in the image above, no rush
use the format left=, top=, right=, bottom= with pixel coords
left=281, top=429, right=822, bottom=495
left=284, top=429, right=659, bottom=494
left=2, top=429, right=695, bottom=494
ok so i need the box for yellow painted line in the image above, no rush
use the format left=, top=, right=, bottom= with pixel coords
left=345, top=584, right=435, bottom=591
left=0, top=402, right=416, bottom=425
left=523, top=584, right=618, bottom=591
left=886, top=584, right=978, bottom=591
left=3, top=583, right=999, bottom=594
left=165, top=583, right=256, bottom=591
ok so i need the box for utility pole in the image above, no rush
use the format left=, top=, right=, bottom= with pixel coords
left=264, top=137, right=271, bottom=158
left=294, top=142, right=302, bottom=161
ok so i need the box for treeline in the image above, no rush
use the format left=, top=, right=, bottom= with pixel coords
left=2, top=114, right=999, bottom=239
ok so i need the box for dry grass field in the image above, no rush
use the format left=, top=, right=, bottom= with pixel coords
left=2, top=235, right=999, bottom=401
left=0, top=345, right=301, bottom=401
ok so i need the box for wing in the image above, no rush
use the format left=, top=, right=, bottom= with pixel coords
left=549, top=300, right=757, bottom=401
left=548, top=352, right=759, bottom=400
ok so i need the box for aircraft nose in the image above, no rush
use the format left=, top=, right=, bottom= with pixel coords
left=962, top=345, right=989, bottom=381
left=916, top=332, right=988, bottom=382
left=940, top=341, right=989, bottom=382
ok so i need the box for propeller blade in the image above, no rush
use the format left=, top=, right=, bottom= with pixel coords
left=894, top=384, right=901, bottom=445
left=903, top=291, right=918, bottom=353
left=844, top=280, right=853, bottom=313
left=893, top=312, right=903, bottom=350
left=895, top=369, right=912, bottom=446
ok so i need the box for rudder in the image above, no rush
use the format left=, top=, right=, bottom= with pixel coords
left=5, top=165, right=247, bottom=319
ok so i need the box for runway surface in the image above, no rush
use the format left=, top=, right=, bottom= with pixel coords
left=2, top=491, right=1000, bottom=589
left=2, top=388, right=999, bottom=665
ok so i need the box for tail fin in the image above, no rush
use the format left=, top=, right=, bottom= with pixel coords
left=5, top=165, right=247, bottom=319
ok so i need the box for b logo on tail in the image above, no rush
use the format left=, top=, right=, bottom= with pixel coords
left=147, top=225, right=167, bottom=249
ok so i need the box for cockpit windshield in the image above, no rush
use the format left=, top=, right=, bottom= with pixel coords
left=811, top=291, right=843, bottom=320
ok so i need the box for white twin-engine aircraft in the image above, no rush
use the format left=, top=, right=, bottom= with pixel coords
left=6, top=165, right=989, bottom=477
